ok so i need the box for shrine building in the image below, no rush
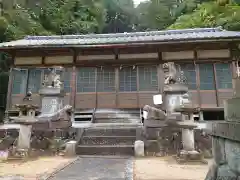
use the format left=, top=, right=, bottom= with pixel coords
left=0, top=27, right=240, bottom=122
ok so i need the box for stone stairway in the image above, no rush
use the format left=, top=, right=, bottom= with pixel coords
left=76, top=127, right=139, bottom=156
left=94, top=109, right=141, bottom=123
left=74, top=109, right=94, bottom=122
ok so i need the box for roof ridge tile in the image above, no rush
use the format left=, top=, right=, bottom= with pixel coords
left=24, top=27, right=223, bottom=40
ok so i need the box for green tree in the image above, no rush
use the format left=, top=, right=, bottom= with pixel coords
left=135, top=0, right=213, bottom=31
left=102, top=0, right=136, bottom=33
left=38, top=0, right=106, bottom=34
left=168, top=1, right=240, bottom=31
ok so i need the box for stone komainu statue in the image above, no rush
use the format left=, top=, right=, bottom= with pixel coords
left=176, top=70, right=187, bottom=85
left=162, top=62, right=177, bottom=85
left=143, top=105, right=166, bottom=121
left=42, top=68, right=63, bottom=88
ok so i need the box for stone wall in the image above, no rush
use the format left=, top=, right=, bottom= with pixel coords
left=206, top=122, right=240, bottom=180
left=0, top=128, right=73, bottom=150
left=205, top=79, right=240, bottom=180
left=144, top=126, right=212, bottom=157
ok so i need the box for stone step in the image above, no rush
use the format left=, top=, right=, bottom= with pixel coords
left=74, top=113, right=93, bottom=122
left=75, top=115, right=92, bottom=118
left=76, top=145, right=134, bottom=155
left=81, top=136, right=136, bottom=145
left=95, top=109, right=140, bottom=114
left=84, top=128, right=136, bottom=137
left=94, top=113, right=140, bottom=119
left=94, top=118, right=140, bottom=124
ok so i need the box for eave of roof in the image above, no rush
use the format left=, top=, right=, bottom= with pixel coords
left=0, top=27, right=240, bottom=50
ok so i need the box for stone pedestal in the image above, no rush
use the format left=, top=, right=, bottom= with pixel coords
left=17, top=125, right=32, bottom=157
left=163, top=84, right=188, bottom=120
left=134, top=140, right=145, bottom=157
left=182, top=128, right=194, bottom=151
left=65, top=141, right=77, bottom=156
left=178, top=114, right=204, bottom=163
left=39, top=87, right=65, bottom=116
left=181, top=113, right=196, bottom=152
left=17, top=125, right=32, bottom=150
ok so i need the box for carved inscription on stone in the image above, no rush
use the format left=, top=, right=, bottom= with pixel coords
left=41, top=97, right=59, bottom=114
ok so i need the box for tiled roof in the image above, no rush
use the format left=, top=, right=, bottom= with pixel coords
left=0, top=27, right=240, bottom=49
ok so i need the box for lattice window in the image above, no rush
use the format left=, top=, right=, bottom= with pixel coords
left=27, top=69, right=42, bottom=93
left=215, top=63, right=232, bottom=89
left=77, top=67, right=96, bottom=92
left=179, top=63, right=197, bottom=90
left=138, top=66, right=158, bottom=91
left=63, top=69, right=71, bottom=93
left=199, top=64, right=215, bottom=90
left=119, top=67, right=137, bottom=92
left=12, top=69, right=27, bottom=94
left=96, top=67, right=115, bottom=92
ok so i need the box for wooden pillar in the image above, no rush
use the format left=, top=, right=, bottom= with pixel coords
left=115, top=67, right=119, bottom=108
left=70, top=50, right=77, bottom=110
left=213, top=63, right=219, bottom=107
left=70, top=66, right=76, bottom=110
left=194, top=50, right=201, bottom=108
left=158, top=64, right=164, bottom=94
left=6, top=67, right=13, bottom=110
left=95, top=67, right=98, bottom=108
left=136, top=65, right=139, bottom=108
left=158, top=51, right=164, bottom=94
left=115, top=49, right=119, bottom=108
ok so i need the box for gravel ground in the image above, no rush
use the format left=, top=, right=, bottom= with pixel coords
left=0, top=156, right=75, bottom=179
left=0, top=156, right=210, bottom=180
left=134, top=157, right=210, bottom=180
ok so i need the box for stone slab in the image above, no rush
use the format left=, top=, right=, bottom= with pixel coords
left=225, top=140, right=240, bottom=174
left=216, top=165, right=237, bottom=180
left=49, top=157, right=133, bottom=180
left=41, top=97, right=64, bottom=115
left=144, top=119, right=197, bottom=129
left=167, top=120, right=198, bottom=129
left=9, top=120, right=71, bottom=130
left=163, top=84, right=188, bottom=93
left=233, top=78, right=240, bottom=97
left=17, top=125, right=32, bottom=150
left=39, top=87, right=65, bottom=96
left=144, top=120, right=167, bottom=128
left=212, top=137, right=226, bottom=165
left=224, top=97, right=240, bottom=122
left=211, top=121, right=240, bottom=142
left=134, top=140, right=144, bottom=157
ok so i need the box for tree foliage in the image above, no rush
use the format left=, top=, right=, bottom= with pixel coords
left=102, top=0, right=136, bottom=33
left=0, top=0, right=238, bottom=71
left=134, top=0, right=212, bottom=31
left=0, top=0, right=240, bottom=39
left=38, top=0, right=106, bottom=34
left=169, top=0, right=240, bottom=30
